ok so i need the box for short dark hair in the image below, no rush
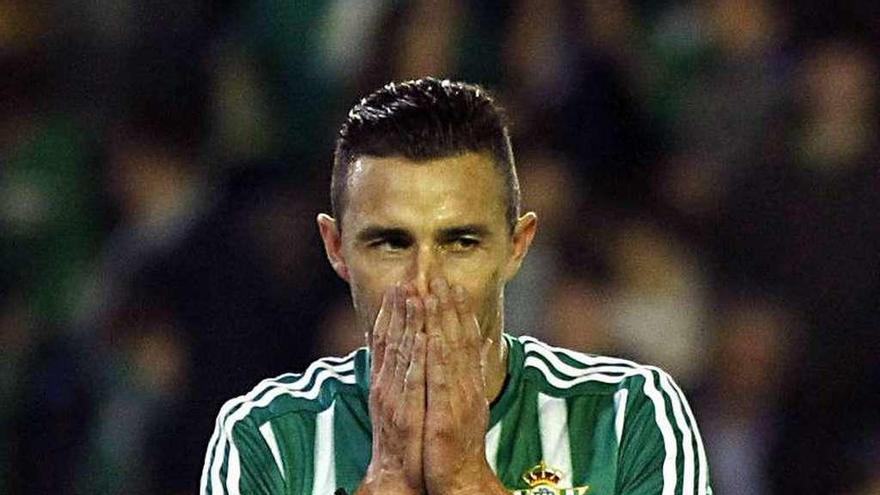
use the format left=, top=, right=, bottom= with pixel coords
left=332, top=78, right=520, bottom=231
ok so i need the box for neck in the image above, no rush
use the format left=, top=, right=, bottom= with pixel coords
left=483, top=332, right=509, bottom=403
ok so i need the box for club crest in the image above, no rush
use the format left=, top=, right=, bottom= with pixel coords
left=510, top=461, right=590, bottom=495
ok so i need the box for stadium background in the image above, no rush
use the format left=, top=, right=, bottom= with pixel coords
left=1, top=1, right=878, bottom=493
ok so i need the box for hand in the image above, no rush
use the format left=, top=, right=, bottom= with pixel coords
left=422, top=279, right=506, bottom=495
left=357, top=285, right=427, bottom=495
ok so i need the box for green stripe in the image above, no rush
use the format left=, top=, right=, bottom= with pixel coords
left=495, top=380, right=542, bottom=489
left=272, top=412, right=315, bottom=493
left=567, top=394, right=618, bottom=493
left=232, top=419, right=285, bottom=493
left=260, top=422, right=289, bottom=492
left=333, top=393, right=372, bottom=493
left=216, top=448, right=229, bottom=495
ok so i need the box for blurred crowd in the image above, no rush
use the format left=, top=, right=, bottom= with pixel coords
left=1, top=1, right=879, bottom=494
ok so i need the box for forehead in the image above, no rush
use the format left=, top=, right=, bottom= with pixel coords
left=343, top=152, right=508, bottom=231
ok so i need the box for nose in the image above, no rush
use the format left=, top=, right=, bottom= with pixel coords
left=410, top=244, right=441, bottom=297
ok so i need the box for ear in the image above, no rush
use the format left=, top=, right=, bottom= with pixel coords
left=504, top=212, right=538, bottom=281
left=317, top=213, right=350, bottom=282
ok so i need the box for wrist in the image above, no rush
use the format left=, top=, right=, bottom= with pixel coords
left=446, top=478, right=508, bottom=495
left=356, top=466, right=420, bottom=495
left=435, top=461, right=507, bottom=495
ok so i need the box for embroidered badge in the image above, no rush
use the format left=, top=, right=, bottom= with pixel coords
left=511, top=460, right=590, bottom=495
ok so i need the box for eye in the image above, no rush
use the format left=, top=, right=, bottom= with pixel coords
left=369, top=237, right=410, bottom=252
left=448, top=236, right=480, bottom=252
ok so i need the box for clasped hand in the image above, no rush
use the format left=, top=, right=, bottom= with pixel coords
left=357, top=278, right=506, bottom=495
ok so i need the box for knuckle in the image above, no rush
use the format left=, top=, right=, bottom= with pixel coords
left=380, top=401, right=396, bottom=420
left=432, top=423, right=454, bottom=441
left=392, top=414, right=412, bottom=434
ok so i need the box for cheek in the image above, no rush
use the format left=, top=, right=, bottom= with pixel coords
left=449, top=266, right=503, bottom=327
left=348, top=277, right=383, bottom=330
left=347, top=261, right=409, bottom=333
left=445, top=253, right=502, bottom=292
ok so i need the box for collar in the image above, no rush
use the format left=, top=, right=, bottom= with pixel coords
left=355, top=333, right=524, bottom=430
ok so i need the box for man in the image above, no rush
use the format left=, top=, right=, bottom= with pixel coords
left=201, top=78, right=711, bottom=495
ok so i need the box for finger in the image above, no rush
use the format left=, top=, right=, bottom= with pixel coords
left=450, top=285, right=486, bottom=399
left=403, top=332, right=427, bottom=409
left=453, top=285, right=482, bottom=353
left=398, top=332, right=426, bottom=471
left=477, top=337, right=493, bottom=391
left=431, top=278, right=462, bottom=348
left=408, top=293, right=425, bottom=338
left=480, top=337, right=493, bottom=371
left=424, top=294, right=441, bottom=339
left=378, top=286, right=405, bottom=383
left=392, top=296, right=418, bottom=390
left=370, top=286, right=396, bottom=378
left=426, top=333, right=450, bottom=411
left=424, top=294, right=446, bottom=367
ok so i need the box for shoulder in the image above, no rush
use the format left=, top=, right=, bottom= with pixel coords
left=514, top=334, right=684, bottom=401
left=211, top=347, right=365, bottom=430
left=201, top=350, right=367, bottom=494
left=513, top=335, right=712, bottom=494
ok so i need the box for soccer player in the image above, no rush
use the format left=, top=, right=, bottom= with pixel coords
left=201, top=78, right=712, bottom=495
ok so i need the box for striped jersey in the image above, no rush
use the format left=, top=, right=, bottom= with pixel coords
left=201, top=334, right=712, bottom=495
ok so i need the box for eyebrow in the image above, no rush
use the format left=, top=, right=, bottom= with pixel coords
left=354, top=224, right=492, bottom=243
left=355, top=226, right=411, bottom=243
left=437, top=224, right=491, bottom=241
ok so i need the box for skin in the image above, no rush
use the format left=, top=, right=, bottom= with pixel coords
left=317, top=152, right=537, bottom=495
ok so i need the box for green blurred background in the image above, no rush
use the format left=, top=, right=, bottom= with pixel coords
left=1, top=1, right=879, bottom=493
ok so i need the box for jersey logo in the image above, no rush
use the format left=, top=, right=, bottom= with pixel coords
left=511, top=460, right=590, bottom=495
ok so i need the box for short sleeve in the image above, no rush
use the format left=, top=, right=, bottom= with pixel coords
left=616, top=368, right=713, bottom=495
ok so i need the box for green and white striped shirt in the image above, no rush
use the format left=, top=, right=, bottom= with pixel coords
left=202, top=334, right=712, bottom=495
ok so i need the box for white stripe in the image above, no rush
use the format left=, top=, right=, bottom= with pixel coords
left=613, top=389, right=629, bottom=446
left=524, top=356, right=636, bottom=388
left=664, top=372, right=709, bottom=495
left=259, top=422, right=285, bottom=480
left=523, top=341, right=638, bottom=378
left=203, top=399, right=234, bottom=495
left=537, top=393, right=573, bottom=487
left=522, top=336, right=642, bottom=368
left=226, top=442, right=241, bottom=495
left=658, top=370, right=694, bottom=495
left=639, top=369, right=678, bottom=495
left=207, top=357, right=356, bottom=494
left=522, top=341, right=679, bottom=495
left=312, top=401, right=338, bottom=495
left=485, top=421, right=502, bottom=474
